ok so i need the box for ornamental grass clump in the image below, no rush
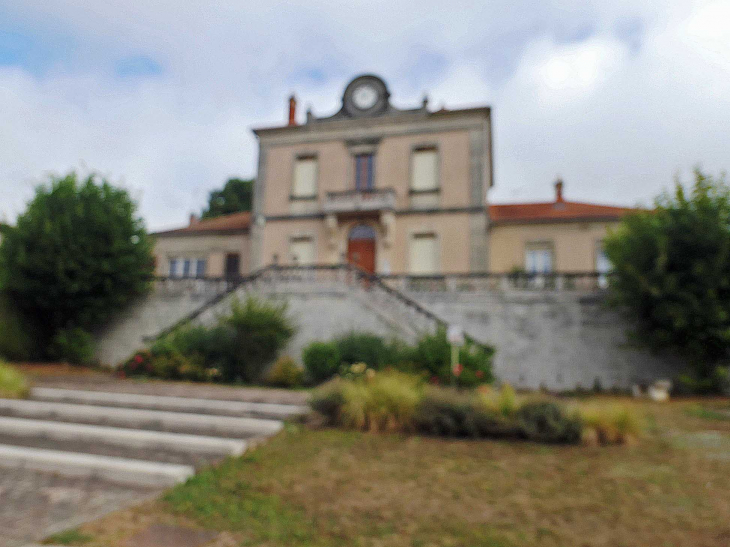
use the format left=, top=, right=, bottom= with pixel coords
left=340, top=371, right=423, bottom=432
left=578, top=403, right=643, bottom=445
left=0, top=360, right=30, bottom=399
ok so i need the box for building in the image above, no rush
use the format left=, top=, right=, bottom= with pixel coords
left=488, top=179, right=634, bottom=274
left=250, top=74, right=492, bottom=275
left=153, top=74, right=636, bottom=279
left=153, top=212, right=250, bottom=278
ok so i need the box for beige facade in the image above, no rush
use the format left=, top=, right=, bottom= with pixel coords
left=152, top=212, right=251, bottom=278
left=488, top=220, right=619, bottom=273
left=252, top=74, right=492, bottom=274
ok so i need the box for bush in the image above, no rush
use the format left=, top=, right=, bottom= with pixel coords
left=151, top=324, right=235, bottom=375
left=479, top=383, right=519, bottom=417
left=413, top=388, right=522, bottom=438
left=0, top=172, right=153, bottom=355
left=266, top=356, right=304, bottom=388
left=49, top=327, right=95, bottom=365
left=674, top=365, right=730, bottom=396
left=578, top=403, right=643, bottom=445
left=310, top=379, right=346, bottom=424
left=335, top=332, right=397, bottom=369
left=516, top=401, right=583, bottom=444
left=303, top=341, right=341, bottom=383
left=225, top=297, right=295, bottom=383
left=339, top=371, right=422, bottom=432
left=118, top=350, right=208, bottom=382
left=0, top=361, right=29, bottom=398
left=0, top=293, right=35, bottom=361
left=405, top=329, right=494, bottom=387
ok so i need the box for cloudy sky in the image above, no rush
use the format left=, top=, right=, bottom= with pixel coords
left=0, top=1, right=728, bottom=231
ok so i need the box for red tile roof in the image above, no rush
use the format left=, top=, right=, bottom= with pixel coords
left=489, top=200, right=636, bottom=224
left=154, top=211, right=251, bottom=237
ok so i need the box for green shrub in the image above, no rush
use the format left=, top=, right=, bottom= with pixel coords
left=224, top=297, right=295, bottom=383
left=578, top=403, right=642, bottom=445
left=479, top=384, right=519, bottom=417
left=413, top=388, right=521, bottom=438
left=310, top=379, right=346, bottom=424
left=335, top=332, right=395, bottom=369
left=675, top=366, right=730, bottom=396
left=49, top=328, right=95, bottom=365
left=151, top=324, right=235, bottom=374
left=303, top=341, right=341, bottom=383
left=0, top=361, right=29, bottom=398
left=405, top=329, right=494, bottom=387
left=266, top=356, right=304, bottom=388
left=0, top=293, right=35, bottom=361
left=516, top=401, right=582, bottom=444
left=118, top=350, right=209, bottom=382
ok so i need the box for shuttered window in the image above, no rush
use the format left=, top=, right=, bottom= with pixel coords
left=290, top=237, right=315, bottom=265
left=409, top=233, right=439, bottom=274
left=411, top=148, right=438, bottom=192
left=292, top=157, right=318, bottom=198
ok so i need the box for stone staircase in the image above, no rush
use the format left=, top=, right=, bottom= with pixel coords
left=0, top=385, right=308, bottom=488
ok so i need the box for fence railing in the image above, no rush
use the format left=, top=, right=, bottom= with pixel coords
left=381, top=271, right=611, bottom=293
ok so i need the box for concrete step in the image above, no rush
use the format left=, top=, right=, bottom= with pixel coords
left=0, top=416, right=246, bottom=466
left=0, top=399, right=283, bottom=438
left=0, top=444, right=194, bottom=487
left=31, top=387, right=308, bottom=419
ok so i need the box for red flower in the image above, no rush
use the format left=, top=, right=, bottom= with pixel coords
left=452, top=363, right=464, bottom=377
left=475, top=370, right=484, bottom=379
left=134, top=355, right=144, bottom=364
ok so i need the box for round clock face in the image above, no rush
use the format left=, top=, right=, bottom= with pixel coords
left=352, top=84, right=378, bottom=110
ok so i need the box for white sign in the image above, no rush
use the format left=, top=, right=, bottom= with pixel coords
left=447, top=325, right=465, bottom=346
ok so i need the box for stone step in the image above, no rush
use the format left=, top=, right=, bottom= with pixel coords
left=31, top=387, right=308, bottom=419
left=0, top=416, right=246, bottom=466
left=0, top=444, right=195, bottom=487
left=0, top=398, right=283, bottom=438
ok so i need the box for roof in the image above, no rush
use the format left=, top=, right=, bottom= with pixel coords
left=489, top=200, right=636, bottom=225
left=153, top=211, right=251, bottom=237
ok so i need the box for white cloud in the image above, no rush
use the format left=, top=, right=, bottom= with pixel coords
left=0, top=0, right=728, bottom=230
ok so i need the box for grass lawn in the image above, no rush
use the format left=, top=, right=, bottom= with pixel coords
left=50, top=398, right=730, bottom=547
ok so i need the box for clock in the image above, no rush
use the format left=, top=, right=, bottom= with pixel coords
left=352, top=84, right=378, bottom=110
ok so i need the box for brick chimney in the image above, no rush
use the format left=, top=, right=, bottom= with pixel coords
left=189, top=213, right=199, bottom=226
left=288, top=95, right=297, bottom=126
left=555, top=178, right=564, bottom=203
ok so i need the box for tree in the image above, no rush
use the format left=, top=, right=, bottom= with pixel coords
left=201, top=178, right=253, bottom=219
left=0, top=172, right=154, bottom=358
left=604, top=169, right=730, bottom=384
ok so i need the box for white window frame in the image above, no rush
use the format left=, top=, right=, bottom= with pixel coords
left=291, top=155, right=318, bottom=199
left=408, top=232, right=440, bottom=275
left=410, top=146, right=440, bottom=193
left=525, top=243, right=554, bottom=274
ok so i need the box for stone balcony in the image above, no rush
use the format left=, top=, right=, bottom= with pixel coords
left=323, top=188, right=397, bottom=215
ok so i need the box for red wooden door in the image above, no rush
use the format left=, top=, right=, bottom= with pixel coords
left=347, top=239, right=376, bottom=273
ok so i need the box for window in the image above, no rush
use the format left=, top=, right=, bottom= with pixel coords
left=169, top=258, right=179, bottom=278
left=225, top=253, right=240, bottom=278
left=292, top=156, right=318, bottom=198
left=354, top=153, right=374, bottom=190
left=525, top=244, right=554, bottom=274
left=182, top=259, right=192, bottom=278
left=409, top=233, right=439, bottom=274
left=195, top=258, right=207, bottom=278
left=410, top=148, right=438, bottom=192
left=290, top=237, right=315, bottom=266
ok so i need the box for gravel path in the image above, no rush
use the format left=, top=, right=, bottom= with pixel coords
left=0, top=468, right=158, bottom=547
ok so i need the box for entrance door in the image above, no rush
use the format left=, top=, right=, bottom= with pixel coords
left=347, top=225, right=376, bottom=273
left=225, top=253, right=241, bottom=278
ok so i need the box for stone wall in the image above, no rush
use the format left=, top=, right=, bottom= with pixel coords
left=95, top=276, right=683, bottom=390
left=408, top=290, right=683, bottom=390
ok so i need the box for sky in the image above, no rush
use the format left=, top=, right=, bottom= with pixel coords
left=0, top=1, right=728, bottom=231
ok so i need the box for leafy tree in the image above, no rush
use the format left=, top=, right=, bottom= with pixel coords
left=201, top=178, right=253, bottom=219
left=0, top=172, right=153, bottom=356
left=604, top=169, right=730, bottom=381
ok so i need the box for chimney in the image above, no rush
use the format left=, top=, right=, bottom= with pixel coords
left=555, top=178, right=564, bottom=203
left=189, top=213, right=199, bottom=226
left=288, top=95, right=297, bottom=126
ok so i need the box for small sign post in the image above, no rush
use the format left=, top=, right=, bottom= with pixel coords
left=447, top=325, right=465, bottom=386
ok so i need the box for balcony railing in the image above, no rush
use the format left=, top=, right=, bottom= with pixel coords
left=323, top=188, right=396, bottom=214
